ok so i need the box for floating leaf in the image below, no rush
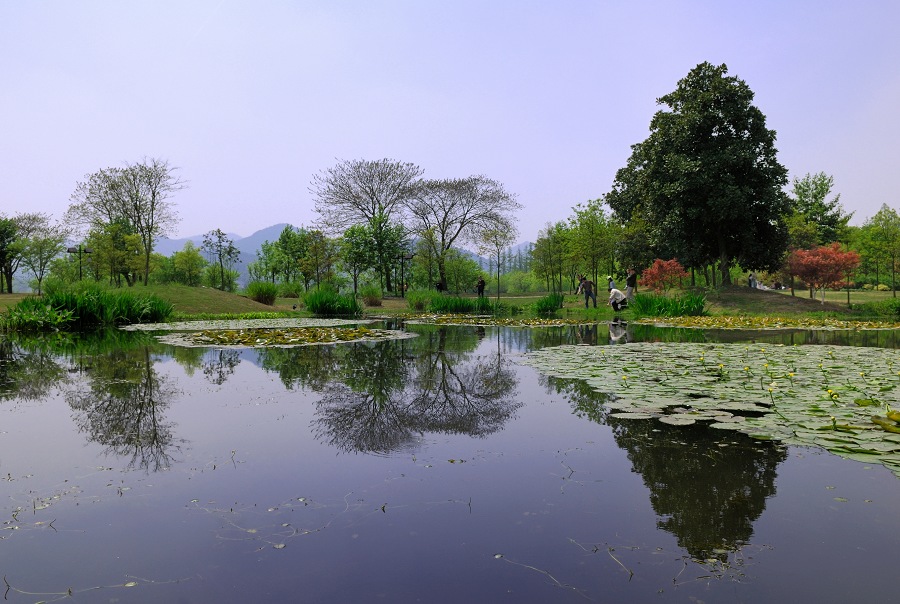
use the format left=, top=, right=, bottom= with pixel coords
left=521, top=342, right=900, bottom=477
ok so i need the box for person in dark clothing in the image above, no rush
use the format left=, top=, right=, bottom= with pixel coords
left=577, top=276, right=597, bottom=308
left=625, top=268, right=637, bottom=300
left=476, top=277, right=485, bottom=297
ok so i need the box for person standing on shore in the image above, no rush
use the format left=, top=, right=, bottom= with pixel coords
left=625, top=268, right=637, bottom=300
left=577, top=276, right=597, bottom=308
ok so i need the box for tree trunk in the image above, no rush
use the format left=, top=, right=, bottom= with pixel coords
left=717, top=235, right=732, bottom=285
left=436, top=258, right=447, bottom=292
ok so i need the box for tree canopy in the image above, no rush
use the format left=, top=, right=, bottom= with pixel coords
left=607, top=62, right=790, bottom=284
left=789, top=172, right=852, bottom=246
left=66, top=157, right=185, bottom=285
left=405, top=175, right=519, bottom=290
left=311, top=158, right=422, bottom=291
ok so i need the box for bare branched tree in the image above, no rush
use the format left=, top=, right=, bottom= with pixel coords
left=406, top=175, right=520, bottom=289
left=311, top=158, right=422, bottom=291
left=311, top=158, right=423, bottom=232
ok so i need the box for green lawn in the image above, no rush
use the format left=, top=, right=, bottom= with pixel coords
left=2, top=284, right=897, bottom=320
left=770, top=287, right=898, bottom=306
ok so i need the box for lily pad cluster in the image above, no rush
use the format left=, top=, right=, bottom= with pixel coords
left=122, top=318, right=374, bottom=332
left=159, top=326, right=414, bottom=348
left=637, top=315, right=900, bottom=330
left=520, top=342, right=900, bottom=477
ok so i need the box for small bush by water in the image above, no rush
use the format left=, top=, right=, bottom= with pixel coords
left=245, top=281, right=279, bottom=305
left=629, top=292, right=707, bottom=317
left=406, top=289, right=437, bottom=311
left=304, top=288, right=362, bottom=317
left=533, top=293, right=564, bottom=315
left=1, top=283, right=174, bottom=331
left=858, top=297, right=900, bottom=319
left=359, top=284, right=382, bottom=307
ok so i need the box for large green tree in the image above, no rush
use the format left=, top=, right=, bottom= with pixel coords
left=607, top=62, right=790, bottom=284
left=67, top=158, right=184, bottom=285
left=864, top=204, right=900, bottom=296
left=17, top=215, right=67, bottom=294
left=0, top=213, right=51, bottom=293
left=172, top=241, right=207, bottom=286
left=0, top=216, right=19, bottom=293
left=340, top=224, right=375, bottom=295
left=568, top=198, right=619, bottom=285
left=531, top=222, right=571, bottom=294
left=789, top=172, right=852, bottom=245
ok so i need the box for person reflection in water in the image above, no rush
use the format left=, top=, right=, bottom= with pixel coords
left=609, top=319, right=627, bottom=344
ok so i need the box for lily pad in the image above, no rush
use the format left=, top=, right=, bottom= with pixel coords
left=520, top=342, right=900, bottom=478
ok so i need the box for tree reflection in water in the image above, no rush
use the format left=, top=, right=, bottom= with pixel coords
left=0, top=334, right=71, bottom=402
left=259, top=326, right=522, bottom=454
left=202, top=348, right=241, bottom=385
left=545, top=373, right=786, bottom=564
left=609, top=415, right=786, bottom=562
left=65, top=345, right=181, bottom=472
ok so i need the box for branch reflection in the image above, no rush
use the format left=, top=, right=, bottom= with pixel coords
left=259, top=325, right=522, bottom=454
left=65, top=345, right=181, bottom=472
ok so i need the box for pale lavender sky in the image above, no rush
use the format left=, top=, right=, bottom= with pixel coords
left=2, top=1, right=898, bottom=245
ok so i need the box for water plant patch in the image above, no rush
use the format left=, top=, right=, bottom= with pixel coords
left=637, top=315, right=900, bottom=330
left=520, top=342, right=900, bottom=477
left=408, top=315, right=595, bottom=327
left=157, top=326, right=416, bottom=348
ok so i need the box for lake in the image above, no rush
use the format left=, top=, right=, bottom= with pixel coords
left=1, top=321, right=899, bottom=603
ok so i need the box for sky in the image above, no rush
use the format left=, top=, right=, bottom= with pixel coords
left=2, top=1, right=899, bottom=247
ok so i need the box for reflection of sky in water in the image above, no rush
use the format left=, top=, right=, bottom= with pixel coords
left=1, top=324, right=900, bottom=602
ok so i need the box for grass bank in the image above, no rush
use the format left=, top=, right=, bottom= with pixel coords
left=0, top=284, right=891, bottom=322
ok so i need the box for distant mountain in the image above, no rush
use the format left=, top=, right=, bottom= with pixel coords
left=153, top=224, right=531, bottom=286
left=154, top=223, right=290, bottom=257
left=154, top=224, right=291, bottom=287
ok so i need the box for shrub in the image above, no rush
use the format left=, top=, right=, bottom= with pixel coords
left=533, top=293, right=564, bottom=315
left=246, top=281, right=278, bottom=305
left=304, top=289, right=362, bottom=317
left=641, top=259, right=689, bottom=293
left=406, top=289, right=436, bottom=311
left=877, top=284, right=891, bottom=291
left=629, top=292, right=707, bottom=317
left=279, top=281, right=304, bottom=298
left=0, top=299, right=74, bottom=332
left=359, top=284, right=382, bottom=307
left=859, top=298, right=900, bottom=319
left=1, top=283, right=173, bottom=331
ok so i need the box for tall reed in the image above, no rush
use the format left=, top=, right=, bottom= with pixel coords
left=629, top=292, right=707, bottom=317
left=1, top=283, right=174, bottom=331
left=304, top=289, right=362, bottom=317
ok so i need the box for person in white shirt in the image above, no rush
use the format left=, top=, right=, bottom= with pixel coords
left=608, top=288, right=627, bottom=311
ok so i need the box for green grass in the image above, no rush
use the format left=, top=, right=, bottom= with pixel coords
left=5, top=283, right=898, bottom=322
left=1, top=283, right=174, bottom=331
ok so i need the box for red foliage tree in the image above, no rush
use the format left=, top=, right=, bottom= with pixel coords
left=787, top=243, right=860, bottom=303
left=641, top=258, right=689, bottom=293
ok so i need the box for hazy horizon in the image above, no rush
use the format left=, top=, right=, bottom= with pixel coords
left=3, top=2, right=898, bottom=245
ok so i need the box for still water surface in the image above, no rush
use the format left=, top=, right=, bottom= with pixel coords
left=1, top=322, right=899, bottom=603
